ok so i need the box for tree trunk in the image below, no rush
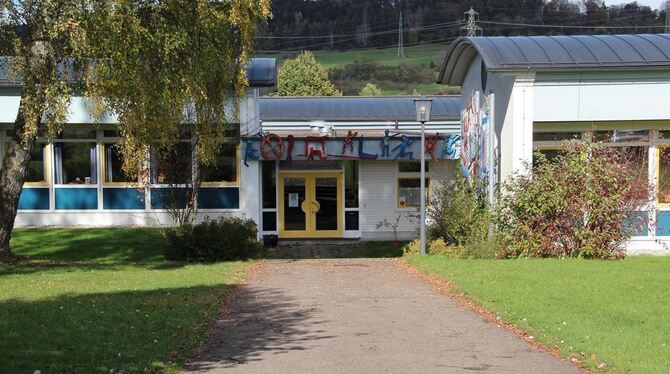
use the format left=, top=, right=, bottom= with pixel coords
left=0, top=106, right=35, bottom=262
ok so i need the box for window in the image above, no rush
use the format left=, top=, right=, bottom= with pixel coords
left=344, top=160, right=358, bottom=208
left=262, top=161, right=276, bottom=209
left=2, top=142, right=47, bottom=184
left=54, top=142, right=97, bottom=184
left=659, top=147, right=670, bottom=204
left=398, top=161, right=429, bottom=173
left=532, top=148, right=562, bottom=167
left=25, top=144, right=48, bottom=184
left=592, top=130, right=650, bottom=144
left=103, top=144, right=136, bottom=184
left=152, top=142, right=193, bottom=185
left=398, top=178, right=429, bottom=208
left=201, top=144, right=238, bottom=184
left=533, top=132, right=581, bottom=142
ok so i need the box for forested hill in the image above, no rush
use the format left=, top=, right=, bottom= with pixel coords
left=257, top=0, right=668, bottom=53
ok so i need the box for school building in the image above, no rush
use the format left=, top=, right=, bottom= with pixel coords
left=2, top=33, right=670, bottom=251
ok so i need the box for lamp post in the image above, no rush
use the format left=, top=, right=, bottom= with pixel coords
left=414, top=96, right=432, bottom=255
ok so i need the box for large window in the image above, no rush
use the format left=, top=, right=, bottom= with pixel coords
left=397, top=162, right=429, bottom=208
left=201, top=144, right=237, bottom=184
left=3, top=130, right=48, bottom=185
left=658, top=147, right=670, bottom=204
left=25, top=144, right=48, bottom=184
left=397, top=178, right=429, bottom=208
left=262, top=161, right=276, bottom=209
left=152, top=142, right=193, bottom=185
left=103, top=143, right=136, bottom=184
left=344, top=160, right=358, bottom=208
left=54, top=129, right=98, bottom=185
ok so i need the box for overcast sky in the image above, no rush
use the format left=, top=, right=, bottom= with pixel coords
left=605, top=0, right=667, bottom=10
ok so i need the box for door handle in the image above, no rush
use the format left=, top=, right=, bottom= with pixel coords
left=312, top=200, right=321, bottom=213
left=300, top=200, right=310, bottom=213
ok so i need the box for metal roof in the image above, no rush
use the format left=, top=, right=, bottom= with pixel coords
left=438, top=33, right=670, bottom=85
left=246, top=58, right=276, bottom=87
left=0, top=57, right=276, bottom=88
left=259, top=96, right=462, bottom=121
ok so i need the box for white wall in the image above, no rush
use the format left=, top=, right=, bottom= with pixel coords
left=14, top=210, right=245, bottom=227
left=359, top=159, right=456, bottom=240
left=534, top=71, right=670, bottom=122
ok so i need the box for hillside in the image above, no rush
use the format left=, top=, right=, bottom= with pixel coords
left=257, top=44, right=456, bottom=96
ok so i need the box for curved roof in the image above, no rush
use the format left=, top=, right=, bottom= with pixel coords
left=438, top=33, right=670, bottom=86
left=260, top=96, right=462, bottom=121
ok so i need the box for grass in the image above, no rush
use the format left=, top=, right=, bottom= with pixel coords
left=257, top=44, right=452, bottom=95
left=0, top=228, right=250, bottom=373
left=257, top=43, right=447, bottom=70
left=404, top=255, right=670, bottom=373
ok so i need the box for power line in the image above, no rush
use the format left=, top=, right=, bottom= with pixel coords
left=479, top=20, right=667, bottom=29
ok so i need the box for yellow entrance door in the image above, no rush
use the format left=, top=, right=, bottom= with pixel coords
left=278, top=172, right=343, bottom=238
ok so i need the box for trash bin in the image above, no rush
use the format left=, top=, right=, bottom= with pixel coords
left=262, top=234, right=279, bottom=247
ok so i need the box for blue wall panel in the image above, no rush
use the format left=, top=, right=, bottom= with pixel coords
left=627, top=211, right=648, bottom=237
left=103, top=188, right=145, bottom=210
left=18, top=188, right=50, bottom=210
left=150, top=188, right=188, bottom=210
left=198, top=187, right=240, bottom=209
left=55, top=188, right=98, bottom=210
left=656, top=211, right=670, bottom=236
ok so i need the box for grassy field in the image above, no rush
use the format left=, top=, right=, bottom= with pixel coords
left=0, top=228, right=249, bottom=373
left=257, top=43, right=448, bottom=70
left=405, top=255, right=670, bottom=373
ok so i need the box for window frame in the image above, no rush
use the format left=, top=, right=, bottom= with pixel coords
left=200, top=144, right=240, bottom=187
left=100, top=142, right=141, bottom=186
left=397, top=176, right=430, bottom=209
left=53, top=129, right=99, bottom=187
left=656, top=145, right=670, bottom=208
left=24, top=143, right=50, bottom=186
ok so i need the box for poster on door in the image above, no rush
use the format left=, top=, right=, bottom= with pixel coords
left=288, top=193, right=299, bottom=208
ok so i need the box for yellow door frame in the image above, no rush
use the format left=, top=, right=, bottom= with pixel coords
left=278, top=171, right=343, bottom=239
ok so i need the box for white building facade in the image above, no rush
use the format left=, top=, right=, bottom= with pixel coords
left=438, top=33, right=670, bottom=252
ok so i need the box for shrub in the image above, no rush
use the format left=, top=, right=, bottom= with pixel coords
left=163, top=217, right=262, bottom=262
left=403, top=238, right=494, bottom=258
left=403, top=239, right=420, bottom=255
left=426, top=172, right=494, bottom=258
left=495, top=140, right=653, bottom=259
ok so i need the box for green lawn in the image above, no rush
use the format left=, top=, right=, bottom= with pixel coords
left=405, top=255, right=670, bottom=373
left=257, top=43, right=448, bottom=70
left=0, top=228, right=249, bottom=373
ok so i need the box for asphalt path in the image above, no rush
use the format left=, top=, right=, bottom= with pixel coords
left=185, top=259, right=579, bottom=373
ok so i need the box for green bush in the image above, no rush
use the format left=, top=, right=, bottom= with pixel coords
left=163, top=217, right=262, bottom=262
left=495, top=140, right=652, bottom=259
left=403, top=238, right=494, bottom=259
left=426, top=172, right=494, bottom=258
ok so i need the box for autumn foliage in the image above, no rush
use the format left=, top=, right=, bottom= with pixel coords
left=495, top=140, right=653, bottom=259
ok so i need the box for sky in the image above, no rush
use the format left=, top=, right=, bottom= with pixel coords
left=605, top=0, right=667, bottom=10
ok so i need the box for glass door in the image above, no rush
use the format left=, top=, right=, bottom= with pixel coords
left=278, top=172, right=342, bottom=238
left=279, top=176, right=309, bottom=238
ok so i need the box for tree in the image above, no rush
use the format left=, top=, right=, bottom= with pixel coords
left=0, top=0, right=270, bottom=261
left=359, top=83, right=382, bottom=96
left=0, top=1, right=86, bottom=261
left=276, top=51, right=342, bottom=96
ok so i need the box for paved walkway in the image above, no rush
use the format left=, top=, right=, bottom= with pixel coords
left=185, top=259, right=579, bottom=373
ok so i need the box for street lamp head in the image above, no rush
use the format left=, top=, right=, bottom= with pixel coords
left=413, top=96, right=432, bottom=123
